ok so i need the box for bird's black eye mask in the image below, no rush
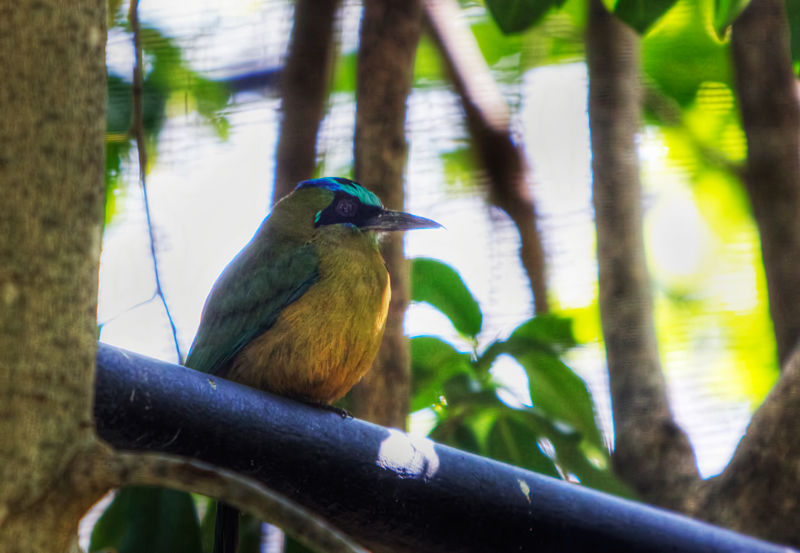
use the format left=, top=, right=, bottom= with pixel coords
left=315, top=192, right=383, bottom=228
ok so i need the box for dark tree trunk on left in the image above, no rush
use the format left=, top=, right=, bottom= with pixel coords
left=0, top=0, right=108, bottom=550
left=352, top=0, right=423, bottom=428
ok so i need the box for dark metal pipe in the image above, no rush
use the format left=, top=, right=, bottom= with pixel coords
left=94, top=343, right=792, bottom=553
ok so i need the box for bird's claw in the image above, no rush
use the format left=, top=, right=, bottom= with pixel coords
left=295, top=397, right=352, bottom=419
left=319, top=403, right=351, bottom=419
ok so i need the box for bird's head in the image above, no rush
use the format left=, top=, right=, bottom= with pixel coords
left=291, top=177, right=441, bottom=235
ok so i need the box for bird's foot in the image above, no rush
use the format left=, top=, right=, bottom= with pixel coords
left=317, top=403, right=351, bottom=419
left=293, top=397, right=351, bottom=419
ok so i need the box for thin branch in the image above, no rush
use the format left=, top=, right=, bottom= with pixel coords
left=424, top=0, right=549, bottom=313
left=586, top=0, right=700, bottom=512
left=97, top=292, right=158, bottom=328
left=128, top=0, right=182, bottom=363
left=79, top=442, right=366, bottom=553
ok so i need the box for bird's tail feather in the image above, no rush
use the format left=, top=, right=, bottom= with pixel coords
left=213, top=501, right=240, bottom=553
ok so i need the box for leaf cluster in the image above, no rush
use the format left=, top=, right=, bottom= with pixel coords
left=410, top=258, right=631, bottom=496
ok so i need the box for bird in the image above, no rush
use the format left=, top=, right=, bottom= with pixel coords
left=184, top=176, right=441, bottom=553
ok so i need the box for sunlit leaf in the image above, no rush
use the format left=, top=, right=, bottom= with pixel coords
left=199, top=497, right=217, bottom=553
left=331, top=51, right=357, bottom=94
left=108, top=0, right=125, bottom=29
left=713, top=0, right=750, bottom=37
left=485, top=0, right=568, bottom=34
left=411, top=258, right=483, bottom=338
left=441, top=145, right=479, bottom=188
left=614, top=0, right=680, bottom=34
left=471, top=18, right=525, bottom=67
left=89, top=487, right=203, bottom=553
left=414, top=34, right=446, bottom=86
left=642, top=0, right=731, bottom=106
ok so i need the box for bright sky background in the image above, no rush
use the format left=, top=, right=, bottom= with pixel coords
left=98, top=0, right=759, bottom=490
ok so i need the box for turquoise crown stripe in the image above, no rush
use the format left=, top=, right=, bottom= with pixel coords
left=297, top=177, right=383, bottom=208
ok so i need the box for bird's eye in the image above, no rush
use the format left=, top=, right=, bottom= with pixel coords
left=336, top=199, right=357, bottom=218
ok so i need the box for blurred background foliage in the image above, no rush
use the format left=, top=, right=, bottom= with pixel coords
left=90, top=0, right=791, bottom=550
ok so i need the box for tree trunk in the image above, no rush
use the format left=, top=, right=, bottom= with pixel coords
left=351, top=0, right=423, bottom=428
left=0, top=0, right=107, bottom=549
left=694, top=349, right=800, bottom=546
left=272, top=0, right=340, bottom=205
left=424, top=0, right=549, bottom=313
left=730, top=0, right=800, bottom=367
left=586, top=0, right=700, bottom=512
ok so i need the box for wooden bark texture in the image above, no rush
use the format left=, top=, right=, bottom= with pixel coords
left=351, top=0, right=423, bottom=428
left=0, top=0, right=107, bottom=549
left=586, top=0, right=700, bottom=513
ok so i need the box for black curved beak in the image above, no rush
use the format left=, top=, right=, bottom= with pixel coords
left=360, top=210, right=443, bottom=232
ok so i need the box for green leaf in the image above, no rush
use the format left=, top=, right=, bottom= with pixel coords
left=787, top=0, right=800, bottom=64
left=477, top=315, right=577, bottom=372
left=517, top=352, right=604, bottom=450
left=487, top=412, right=560, bottom=477
left=239, top=513, right=262, bottom=553
left=429, top=416, right=483, bottom=454
left=485, top=0, right=568, bottom=34
left=475, top=316, right=603, bottom=451
left=510, top=315, right=577, bottom=351
left=199, top=497, right=217, bottom=553
left=285, top=535, right=316, bottom=553
left=642, top=1, right=731, bottom=106
left=551, top=437, right=636, bottom=497
left=471, top=18, right=524, bottom=67
left=411, top=258, right=482, bottom=338
left=331, top=51, right=357, bottom=94
left=713, top=0, right=750, bottom=37
left=411, top=337, right=474, bottom=411
left=413, top=34, right=446, bottom=86
left=441, top=145, right=479, bottom=188
left=89, top=487, right=203, bottom=553
left=614, top=0, right=680, bottom=34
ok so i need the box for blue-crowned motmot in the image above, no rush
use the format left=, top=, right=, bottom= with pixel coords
left=185, top=177, right=440, bottom=553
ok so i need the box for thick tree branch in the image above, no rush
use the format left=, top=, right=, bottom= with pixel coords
left=94, top=343, right=791, bottom=553
left=694, top=349, right=800, bottom=546
left=272, top=0, right=339, bottom=204
left=586, top=0, right=700, bottom=512
left=424, top=0, right=549, bottom=313
left=351, top=0, right=423, bottom=428
left=730, top=0, right=800, bottom=367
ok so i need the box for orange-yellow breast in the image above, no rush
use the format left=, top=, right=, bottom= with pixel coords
left=226, top=225, right=390, bottom=403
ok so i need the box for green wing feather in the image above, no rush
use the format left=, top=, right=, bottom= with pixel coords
left=185, top=240, right=319, bottom=376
